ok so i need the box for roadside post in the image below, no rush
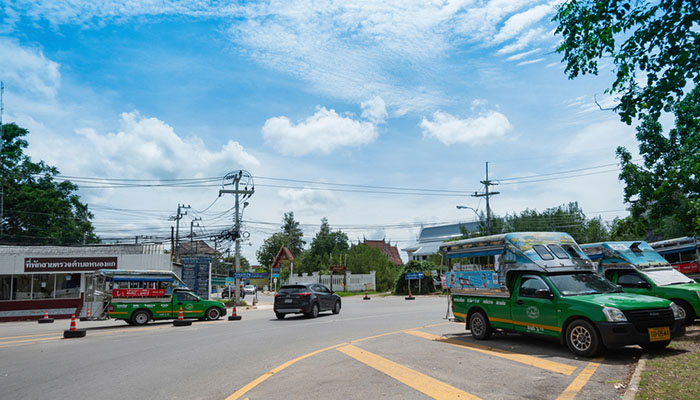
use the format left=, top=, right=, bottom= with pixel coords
left=329, top=265, right=347, bottom=292
left=404, top=272, right=423, bottom=300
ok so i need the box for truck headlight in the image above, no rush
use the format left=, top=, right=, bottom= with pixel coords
left=602, top=306, right=628, bottom=322
left=670, top=302, right=684, bottom=320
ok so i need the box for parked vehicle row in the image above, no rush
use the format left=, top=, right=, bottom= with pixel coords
left=443, top=232, right=689, bottom=357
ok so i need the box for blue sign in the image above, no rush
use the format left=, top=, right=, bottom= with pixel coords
left=251, top=272, right=268, bottom=279
left=233, top=272, right=251, bottom=279
left=404, top=272, right=424, bottom=280
left=272, top=273, right=280, bottom=278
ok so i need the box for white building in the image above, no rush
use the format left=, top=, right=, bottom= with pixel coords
left=0, top=243, right=172, bottom=321
left=403, top=222, right=480, bottom=261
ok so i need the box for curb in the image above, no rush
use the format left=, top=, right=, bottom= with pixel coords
left=622, top=354, right=648, bottom=400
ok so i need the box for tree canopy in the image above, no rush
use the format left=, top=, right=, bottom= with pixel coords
left=616, top=86, right=700, bottom=237
left=554, top=0, right=699, bottom=124
left=1, top=123, right=98, bottom=244
left=255, top=211, right=306, bottom=267
left=296, top=218, right=349, bottom=274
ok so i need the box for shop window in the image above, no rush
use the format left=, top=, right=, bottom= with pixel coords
left=54, top=274, right=80, bottom=299
left=0, top=275, right=11, bottom=300
left=13, top=275, right=32, bottom=300
left=32, top=274, right=55, bottom=299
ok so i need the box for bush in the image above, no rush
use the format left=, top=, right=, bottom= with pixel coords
left=393, top=260, right=438, bottom=295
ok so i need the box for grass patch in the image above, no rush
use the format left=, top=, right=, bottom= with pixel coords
left=637, top=325, right=700, bottom=400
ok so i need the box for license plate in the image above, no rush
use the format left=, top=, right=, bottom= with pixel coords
left=284, top=299, right=292, bottom=303
left=648, top=326, right=671, bottom=342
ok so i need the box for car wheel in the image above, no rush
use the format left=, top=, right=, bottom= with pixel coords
left=641, top=340, right=670, bottom=352
left=205, top=307, right=221, bottom=321
left=674, top=300, right=695, bottom=325
left=332, top=300, right=341, bottom=314
left=305, top=303, right=319, bottom=318
left=131, top=310, right=151, bottom=326
left=275, top=312, right=286, bottom=320
left=565, top=319, right=602, bottom=357
left=468, top=311, right=492, bottom=340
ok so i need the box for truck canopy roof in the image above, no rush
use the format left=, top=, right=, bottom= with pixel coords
left=580, top=241, right=670, bottom=269
left=441, top=232, right=593, bottom=274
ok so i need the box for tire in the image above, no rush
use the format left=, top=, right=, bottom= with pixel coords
left=275, top=312, right=286, bottom=320
left=205, top=307, right=222, bottom=321
left=332, top=300, right=341, bottom=314
left=469, top=311, right=492, bottom=340
left=305, top=303, right=319, bottom=318
left=641, top=340, right=670, bottom=352
left=674, top=300, right=695, bottom=325
left=130, top=310, right=151, bottom=326
left=565, top=319, right=602, bottom=357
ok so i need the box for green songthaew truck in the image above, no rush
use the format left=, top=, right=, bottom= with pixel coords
left=581, top=241, right=700, bottom=325
left=442, top=232, right=685, bottom=357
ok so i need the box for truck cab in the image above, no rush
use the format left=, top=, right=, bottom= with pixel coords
left=444, top=233, right=686, bottom=357
left=581, top=241, right=700, bottom=325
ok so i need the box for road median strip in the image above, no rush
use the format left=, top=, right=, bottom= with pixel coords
left=404, top=330, right=577, bottom=376
left=337, top=344, right=481, bottom=400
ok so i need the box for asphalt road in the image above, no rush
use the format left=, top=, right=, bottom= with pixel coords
left=0, top=295, right=643, bottom=400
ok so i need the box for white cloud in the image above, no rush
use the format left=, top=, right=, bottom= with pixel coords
left=506, top=48, right=541, bottom=61
left=277, top=188, right=342, bottom=215
left=34, top=111, right=259, bottom=178
left=497, top=27, right=548, bottom=55
left=493, top=4, right=553, bottom=44
left=361, top=96, right=388, bottom=124
left=420, top=110, right=512, bottom=146
left=517, top=58, right=545, bottom=66
left=0, top=37, right=61, bottom=98
left=262, top=107, right=378, bottom=156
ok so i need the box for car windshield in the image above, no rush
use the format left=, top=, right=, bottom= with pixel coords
left=548, top=272, right=620, bottom=296
left=643, top=268, right=694, bottom=286
left=279, top=285, right=308, bottom=294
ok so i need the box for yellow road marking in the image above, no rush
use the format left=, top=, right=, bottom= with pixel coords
left=225, top=322, right=451, bottom=400
left=405, top=330, right=576, bottom=376
left=337, top=345, right=481, bottom=400
left=0, top=332, right=63, bottom=340
left=0, top=335, right=63, bottom=345
left=556, top=357, right=604, bottom=400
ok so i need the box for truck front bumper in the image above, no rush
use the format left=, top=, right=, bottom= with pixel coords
left=595, top=319, right=685, bottom=348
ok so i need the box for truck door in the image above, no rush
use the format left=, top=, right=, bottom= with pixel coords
left=511, top=275, right=561, bottom=337
left=616, top=270, right=655, bottom=296
left=175, top=291, right=206, bottom=318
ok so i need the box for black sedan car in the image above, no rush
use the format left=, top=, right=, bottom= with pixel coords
left=274, top=283, right=341, bottom=319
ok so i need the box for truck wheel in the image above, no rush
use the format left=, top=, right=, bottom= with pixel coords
left=641, top=340, right=670, bottom=352
left=674, top=300, right=695, bottom=325
left=469, top=311, right=492, bottom=340
left=205, top=307, right=221, bottom=321
left=131, top=310, right=151, bottom=326
left=565, top=319, right=602, bottom=357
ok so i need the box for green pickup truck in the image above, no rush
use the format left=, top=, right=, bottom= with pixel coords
left=108, top=288, right=227, bottom=325
left=582, top=241, right=700, bottom=325
left=443, top=233, right=686, bottom=357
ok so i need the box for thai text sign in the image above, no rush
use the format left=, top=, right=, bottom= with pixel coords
left=404, top=272, right=424, bottom=280
left=112, top=289, right=166, bottom=298
left=24, top=257, right=118, bottom=272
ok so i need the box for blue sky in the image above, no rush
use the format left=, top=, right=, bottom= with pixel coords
left=1, top=1, right=644, bottom=263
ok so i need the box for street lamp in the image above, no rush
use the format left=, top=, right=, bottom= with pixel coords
left=456, top=205, right=480, bottom=219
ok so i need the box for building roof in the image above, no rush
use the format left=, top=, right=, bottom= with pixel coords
left=362, top=239, right=403, bottom=265
left=403, top=221, right=480, bottom=257
left=0, top=243, right=165, bottom=255
left=177, top=240, right=218, bottom=256
left=271, top=247, right=295, bottom=269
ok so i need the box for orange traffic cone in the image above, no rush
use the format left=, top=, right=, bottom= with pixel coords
left=363, top=289, right=371, bottom=300
left=228, top=305, right=242, bottom=321
left=80, top=305, right=91, bottom=321
left=38, top=309, right=54, bottom=324
left=405, top=283, right=415, bottom=300
left=63, top=314, right=86, bottom=338
left=173, top=306, right=191, bottom=326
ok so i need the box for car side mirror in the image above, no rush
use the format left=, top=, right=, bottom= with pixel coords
left=639, top=282, right=651, bottom=289
left=534, top=289, right=553, bottom=299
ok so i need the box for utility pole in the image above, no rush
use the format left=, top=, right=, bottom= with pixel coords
left=219, top=171, right=254, bottom=306
left=471, top=162, right=500, bottom=235
left=169, top=204, right=190, bottom=261
left=0, top=81, right=5, bottom=238
left=189, top=217, right=201, bottom=254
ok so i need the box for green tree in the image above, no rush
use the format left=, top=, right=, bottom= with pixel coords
left=298, top=218, right=349, bottom=274
left=255, top=211, right=306, bottom=266
left=554, top=0, right=699, bottom=124
left=616, top=86, right=700, bottom=237
left=1, top=123, right=98, bottom=244
left=393, top=260, right=437, bottom=295
left=346, top=243, right=398, bottom=292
